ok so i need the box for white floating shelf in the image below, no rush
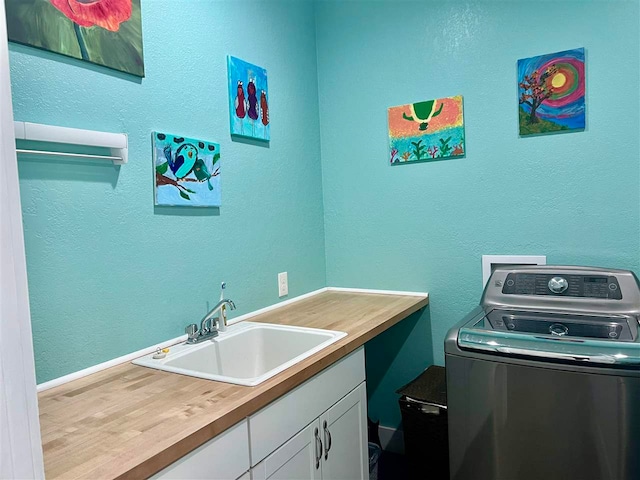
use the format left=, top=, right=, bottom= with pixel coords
left=14, top=121, right=128, bottom=165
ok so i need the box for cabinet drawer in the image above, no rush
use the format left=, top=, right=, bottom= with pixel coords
left=152, top=419, right=250, bottom=480
left=249, top=347, right=365, bottom=466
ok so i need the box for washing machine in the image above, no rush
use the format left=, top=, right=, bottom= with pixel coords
left=445, top=265, right=640, bottom=480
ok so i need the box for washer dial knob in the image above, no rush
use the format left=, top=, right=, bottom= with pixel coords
left=548, top=276, right=569, bottom=294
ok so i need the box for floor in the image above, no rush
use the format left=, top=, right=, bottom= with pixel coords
left=377, top=450, right=408, bottom=480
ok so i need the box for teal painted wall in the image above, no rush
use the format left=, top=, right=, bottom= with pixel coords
left=315, top=0, right=640, bottom=427
left=10, top=0, right=640, bottom=429
left=10, top=0, right=326, bottom=383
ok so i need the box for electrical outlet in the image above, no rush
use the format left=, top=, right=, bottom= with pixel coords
left=278, top=272, right=288, bottom=297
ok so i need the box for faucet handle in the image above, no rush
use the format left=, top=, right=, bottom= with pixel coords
left=185, top=323, right=198, bottom=341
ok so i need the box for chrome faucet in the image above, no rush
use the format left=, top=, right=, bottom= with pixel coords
left=185, top=299, right=236, bottom=344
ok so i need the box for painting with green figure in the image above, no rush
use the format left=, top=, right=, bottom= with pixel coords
left=388, top=95, right=465, bottom=164
left=153, top=132, right=221, bottom=207
left=5, top=0, right=145, bottom=77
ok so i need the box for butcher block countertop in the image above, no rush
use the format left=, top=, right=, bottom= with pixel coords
left=38, top=290, right=429, bottom=479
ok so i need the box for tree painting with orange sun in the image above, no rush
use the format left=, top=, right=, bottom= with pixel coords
left=517, top=48, right=585, bottom=136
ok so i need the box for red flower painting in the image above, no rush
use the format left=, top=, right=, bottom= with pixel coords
left=49, top=0, right=132, bottom=32
left=6, top=0, right=144, bottom=76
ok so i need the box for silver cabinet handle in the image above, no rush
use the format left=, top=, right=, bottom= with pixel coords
left=314, top=427, right=323, bottom=470
left=323, top=420, right=332, bottom=460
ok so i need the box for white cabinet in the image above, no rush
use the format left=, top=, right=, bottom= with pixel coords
left=154, top=347, right=367, bottom=480
left=252, top=382, right=368, bottom=480
left=249, top=347, right=366, bottom=466
left=152, top=420, right=250, bottom=480
left=320, top=382, right=368, bottom=480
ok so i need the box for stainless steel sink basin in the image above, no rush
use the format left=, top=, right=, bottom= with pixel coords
left=132, top=322, right=347, bottom=386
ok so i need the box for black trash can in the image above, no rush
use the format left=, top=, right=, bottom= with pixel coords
left=397, top=365, right=449, bottom=479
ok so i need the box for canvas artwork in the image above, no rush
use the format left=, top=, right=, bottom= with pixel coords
left=388, top=96, right=465, bottom=164
left=5, top=0, right=145, bottom=77
left=227, top=56, right=269, bottom=140
left=518, top=48, right=585, bottom=136
left=153, top=132, right=221, bottom=207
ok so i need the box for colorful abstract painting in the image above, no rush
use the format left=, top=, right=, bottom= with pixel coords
left=6, top=0, right=145, bottom=77
left=153, top=132, right=221, bottom=207
left=388, top=96, right=465, bottom=164
left=227, top=56, right=269, bottom=141
left=518, top=48, right=585, bottom=136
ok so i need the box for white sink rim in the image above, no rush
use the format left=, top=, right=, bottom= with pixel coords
left=132, top=321, right=347, bottom=387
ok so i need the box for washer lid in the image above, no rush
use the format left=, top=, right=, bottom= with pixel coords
left=458, top=309, right=640, bottom=366
left=486, top=309, right=636, bottom=342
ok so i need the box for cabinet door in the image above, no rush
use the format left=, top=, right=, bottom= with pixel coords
left=320, top=382, right=368, bottom=480
left=152, top=420, right=250, bottom=480
left=252, top=420, right=322, bottom=480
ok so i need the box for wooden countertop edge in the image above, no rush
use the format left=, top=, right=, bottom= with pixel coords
left=53, top=292, right=430, bottom=480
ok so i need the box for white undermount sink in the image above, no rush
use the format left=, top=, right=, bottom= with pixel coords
left=132, top=322, right=347, bottom=386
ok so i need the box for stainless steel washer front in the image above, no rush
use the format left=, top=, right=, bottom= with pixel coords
left=445, top=266, right=640, bottom=480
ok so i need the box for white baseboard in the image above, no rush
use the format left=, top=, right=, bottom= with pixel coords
left=37, top=334, right=187, bottom=392
left=227, top=287, right=329, bottom=325
left=379, top=425, right=405, bottom=454
left=327, top=287, right=429, bottom=297
left=37, top=286, right=428, bottom=392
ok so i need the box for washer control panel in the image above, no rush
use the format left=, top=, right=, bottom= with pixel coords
left=501, top=273, right=622, bottom=299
